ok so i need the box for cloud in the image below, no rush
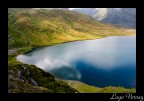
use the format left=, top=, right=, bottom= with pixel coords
left=35, top=57, right=81, bottom=80
left=17, top=36, right=135, bottom=79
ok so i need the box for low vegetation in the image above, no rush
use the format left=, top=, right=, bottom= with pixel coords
left=8, top=63, right=77, bottom=93
left=8, top=8, right=135, bottom=50
left=8, top=8, right=136, bottom=93
left=64, top=80, right=136, bottom=93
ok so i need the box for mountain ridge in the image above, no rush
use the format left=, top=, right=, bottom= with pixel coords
left=8, top=8, right=135, bottom=49
left=72, top=8, right=136, bottom=28
left=8, top=8, right=136, bottom=93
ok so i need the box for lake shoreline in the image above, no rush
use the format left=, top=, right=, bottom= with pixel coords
left=14, top=35, right=136, bottom=91
left=17, top=35, right=135, bottom=55
left=8, top=8, right=136, bottom=93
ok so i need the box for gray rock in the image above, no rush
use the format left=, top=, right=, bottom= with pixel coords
left=22, top=65, right=30, bottom=75
left=27, top=69, right=30, bottom=75
left=16, top=70, right=25, bottom=80
left=22, top=65, right=27, bottom=70
left=28, top=78, right=38, bottom=86
left=8, top=49, right=17, bottom=54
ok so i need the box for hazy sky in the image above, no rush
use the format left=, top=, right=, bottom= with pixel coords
left=69, top=8, right=80, bottom=10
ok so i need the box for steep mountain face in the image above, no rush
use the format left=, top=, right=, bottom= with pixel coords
left=72, top=8, right=136, bottom=28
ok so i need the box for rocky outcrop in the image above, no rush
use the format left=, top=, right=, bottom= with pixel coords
left=8, top=64, right=77, bottom=93
left=8, top=49, right=17, bottom=54
left=21, top=65, right=38, bottom=86
left=28, top=78, right=38, bottom=86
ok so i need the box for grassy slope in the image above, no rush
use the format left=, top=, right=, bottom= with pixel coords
left=64, top=80, right=136, bottom=93
left=8, top=8, right=136, bottom=93
left=8, top=63, right=77, bottom=93
left=8, top=8, right=135, bottom=50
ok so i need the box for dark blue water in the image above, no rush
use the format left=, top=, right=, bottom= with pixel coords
left=17, top=36, right=136, bottom=88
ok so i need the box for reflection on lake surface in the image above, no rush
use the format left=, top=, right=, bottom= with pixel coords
left=17, top=36, right=136, bottom=88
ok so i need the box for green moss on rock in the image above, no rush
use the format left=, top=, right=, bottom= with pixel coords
left=8, top=8, right=136, bottom=93
left=8, top=63, right=77, bottom=93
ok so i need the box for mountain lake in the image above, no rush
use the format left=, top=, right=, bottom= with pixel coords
left=17, top=36, right=136, bottom=88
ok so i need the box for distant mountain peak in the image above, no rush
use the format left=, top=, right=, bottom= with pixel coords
left=72, top=8, right=136, bottom=28
left=93, top=8, right=108, bottom=21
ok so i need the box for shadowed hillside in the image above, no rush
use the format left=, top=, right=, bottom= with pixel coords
left=8, top=8, right=136, bottom=93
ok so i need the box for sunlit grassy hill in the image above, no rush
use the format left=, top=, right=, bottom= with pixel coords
left=8, top=8, right=135, bottom=49
left=8, top=8, right=136, bottom=93
left=64, top=80, right=135, bottom=93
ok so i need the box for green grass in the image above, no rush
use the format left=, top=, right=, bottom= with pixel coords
left=8, top=63, right=77, bottom=93
left=63, top=80, right=100, bottom=93
left=64, top=80, right=136, bottom=93
left=8, top=8, right=136, bottom=93
left=8, top=8, right=135, bottom=50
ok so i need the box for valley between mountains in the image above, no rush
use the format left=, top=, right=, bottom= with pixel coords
left=8, top=8, right=136, bottom=93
